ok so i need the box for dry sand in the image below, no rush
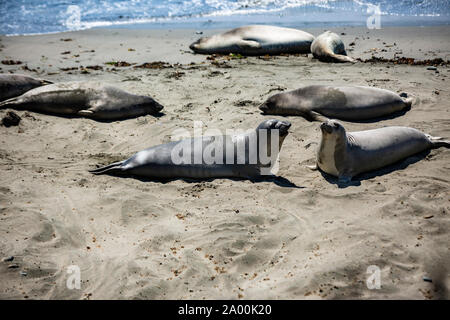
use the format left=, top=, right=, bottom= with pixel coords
left=0, top=26, right=449, bottom=300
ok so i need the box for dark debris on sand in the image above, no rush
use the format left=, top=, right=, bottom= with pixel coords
left=207, top=53, right=246, bottom=61
left=59, top=65, right=103, bottom=73
left=21, top=65, right=38, bottom=72
left=1, top=60, right=22, bottom=65
left=210, top=60, right=232, bottom=68
left=105, top=61, right=134, bottom=67
left=234, top=100, right=258, bottom=107
left=358, top=56, right=449, bottom=66
left=59, top=67, right=78, bottom=71
left=166, top=71, right=185, bottom=79
left=1, top=111, right=21, bottom=127
left=134, top=61, right=177, bottom=69
left=86, top=65, right=103, bottom=70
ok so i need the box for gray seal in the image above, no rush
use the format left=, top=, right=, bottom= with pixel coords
left=0, top=74, right=52, bottom=101
left=190, top=25, right=314, bottom=55
left=0, top=81, right=163, bottom=120
left=259, top=85, right=413, bottom=122
left=90, top=119, right=291, bottom=179
left=310, top=31, right=355, bottom=63
left=310, top=119, right=450, bottom=182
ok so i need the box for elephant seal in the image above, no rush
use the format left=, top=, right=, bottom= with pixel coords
left=0, top=74, right=52, bottom=101
left=90, top=119, right=291, bottom=179
left=259, top=85, right=413, bottom=122
left=189, top=25, right=314, bottom=55
left=310, top=119, right=450, bottom=182
left=311, top=31, right=354, bottom=63
left=0, top=81, right=163, bottom=120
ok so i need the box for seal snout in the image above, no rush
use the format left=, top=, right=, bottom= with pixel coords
left=189, top=39, right=201, bottom=51
left=259, top=102, right=273, bottom=114
left=320, top=121, right=333, bottom=134
left=258, top=103, right=268, bottom=113
left=320, top=120, right=342, bottom=134
left=154, top=101, right=164, bottom=112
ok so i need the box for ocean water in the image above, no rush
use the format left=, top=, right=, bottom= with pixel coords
left=1, top=0, right=450, bottom=36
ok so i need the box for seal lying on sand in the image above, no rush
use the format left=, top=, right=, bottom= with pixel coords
left=0, top=74, right=52, bottom=101
left=259, top=85, right=412, bottom=122
left=311, top=31, right=355, bottom=63
left=309, top=119, right=450, bottom=182
left=190, top=25, right=314, bottom=55
left=90, top=119, right=291, bottom=179
left=0, top=81, right=163, bottom=120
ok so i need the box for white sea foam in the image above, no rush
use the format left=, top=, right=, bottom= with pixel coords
left=1, top=0, right=449, bottom=36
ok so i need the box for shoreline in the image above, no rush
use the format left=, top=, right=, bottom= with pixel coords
left=1, top=25, right=450, bottom=68
left=3, top=12, right=450, bottom=37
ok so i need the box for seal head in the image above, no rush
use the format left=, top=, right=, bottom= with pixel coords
left=317, top=119, right=349, bottom=179
left=190, top=35, right=230, bottom=54
left=320, top=119, right=345, bottom=135
left=256, top=119, right=291, bottom=163
left=256, top=118, right=291, bottom=136
left=259, top=93, right=291, bottom=115
left=189, top=38, right=202, bottom=52
left=259, top=91, right=325, bottom=121
left=257, top=118, right=291, bottom=147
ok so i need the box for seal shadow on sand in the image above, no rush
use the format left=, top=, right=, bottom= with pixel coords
left=320, top=149, right=432, bottom=188
left=2, top=108, right=166, bottom=122
left=346, top=105, right=412, bottom=124
left=95, top=172, right=303, bottom=189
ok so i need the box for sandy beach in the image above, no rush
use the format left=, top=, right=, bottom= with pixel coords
left=0, top=25, right=449, bottom=299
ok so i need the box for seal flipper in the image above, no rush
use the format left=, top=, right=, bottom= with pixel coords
left=237, top=39, right=262, bottom=49
left=308, top=111, right=328, bottom=122
left=432, top=140, right=450, bottom=148
left=0, top=97, right=20, bottom=108
left=330, top=53, right=355, bottom=63
left=89, top=161, right=125, bottom=175
left=428, top=136, right=450, bottom=149
left=78, top=109, right=95, bottom=117
left=402, top=97, right=413, bottom=108
left=39, top=79, right=53, bottom=86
